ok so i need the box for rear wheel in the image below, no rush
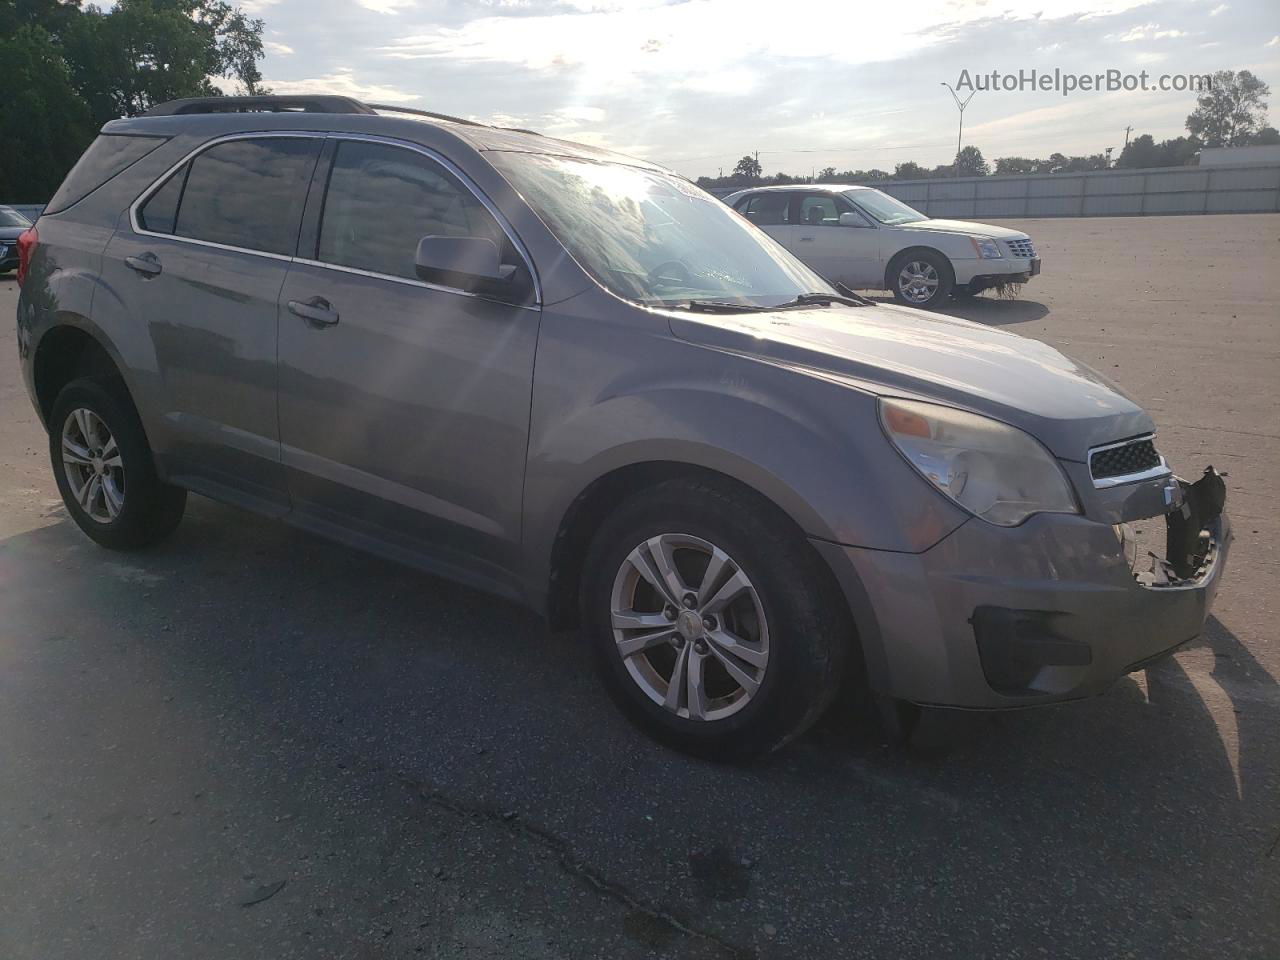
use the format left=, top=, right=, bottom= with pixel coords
left=890, top=250, right=953, bottom=308
left=50, top=378, right=185, bottom=549
left=581, top=479, right=848, bottom=760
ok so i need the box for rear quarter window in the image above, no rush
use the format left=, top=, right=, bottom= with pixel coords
left=45, top=134, right=167, bottom=215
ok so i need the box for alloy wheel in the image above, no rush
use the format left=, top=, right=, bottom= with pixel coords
left=898, top=260, right=940, bottom=304
left=609, top=533, right=769, bottom=722
left=61, top=407, right=125, bottom=524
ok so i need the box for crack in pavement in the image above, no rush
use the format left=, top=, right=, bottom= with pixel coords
left=398, top=775, right=752, bottom=959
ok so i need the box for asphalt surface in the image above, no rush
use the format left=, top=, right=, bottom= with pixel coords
left=2, top=214, right=1278, bottom=959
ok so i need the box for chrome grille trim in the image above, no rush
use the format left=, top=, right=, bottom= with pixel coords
left=1088, top=434, right=1170, bottom=488
left=1004, top=237, right=1036, bottom=259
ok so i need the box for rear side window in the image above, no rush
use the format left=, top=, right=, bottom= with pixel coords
left=316, top=140, right=510, bottom=281
left=798, top=194, right=845, bottom=226
left=167, top=137, right=320, bottom=256
left=137, top=168, right=185, bottom=234
left=738, top=193, right=791, bottom=226
left=46, top=135, right=167, bottom=215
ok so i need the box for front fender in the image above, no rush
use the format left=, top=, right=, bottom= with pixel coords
left=520, top=301, right=968, bottom=606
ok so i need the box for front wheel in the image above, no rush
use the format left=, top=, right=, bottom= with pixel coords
left=890, top=251, right=953, bottom=308
left=581, top=479, right=848, bottom=760
left=50, top=378, right=186, bottom=549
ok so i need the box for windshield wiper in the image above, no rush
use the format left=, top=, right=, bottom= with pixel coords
left=678, top=299, right=772, bottom=313
left=774, top=290, right=869, bottom=309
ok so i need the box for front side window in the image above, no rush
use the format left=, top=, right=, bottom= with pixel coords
left=738, top=193, right=791, bottom=226
left=798, top=194, right=846, bottom=226
left=845, top=189, right=926, bottom=225
left=173, top=137, right=321, bottom=255
left=316, top=140, right=512, bottom=283
left=490, top=152, right=830, bottom=308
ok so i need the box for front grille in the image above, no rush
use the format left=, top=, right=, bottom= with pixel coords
left=1090, top=437, right=1163, bottom=482
left=1005, top=238, right=1035, bottom=259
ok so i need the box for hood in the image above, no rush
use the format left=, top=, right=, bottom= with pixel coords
left=899, top=218, right=1028, bottom=240
left=668, top=302, right=1151, bottom=460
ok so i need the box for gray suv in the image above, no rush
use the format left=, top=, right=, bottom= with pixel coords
left=16, top=96, right=1230, bottom=758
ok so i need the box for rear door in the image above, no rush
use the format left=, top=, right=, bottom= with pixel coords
left=275, top=136, right=540, bottom=594
left=734, top=192, right=796, bottom=251
left=102, top=133, right=322, bottom=513
left=793, top=192, right=880, bottom=287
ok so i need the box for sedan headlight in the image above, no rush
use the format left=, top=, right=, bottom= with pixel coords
left=971, top=236, right=1002, bottom=259
left=879, top=398, right=1078, bottom=526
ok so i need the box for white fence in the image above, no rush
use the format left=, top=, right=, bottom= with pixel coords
left=711, top=164, right=1280, bottom=218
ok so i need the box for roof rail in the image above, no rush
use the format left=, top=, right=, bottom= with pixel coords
left=142, top=95, right=377, bottom=117
left=364, top=103, right=483, bottom=127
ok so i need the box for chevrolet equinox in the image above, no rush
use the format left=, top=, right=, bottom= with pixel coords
left=15, top=96, right=1231, bottom=758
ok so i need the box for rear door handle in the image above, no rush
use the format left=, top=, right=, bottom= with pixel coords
left=288, top=296, right=339, bottom=327
left=797, top=236, right=815, bottom=242
left=124, top=253, right=162, bottom=277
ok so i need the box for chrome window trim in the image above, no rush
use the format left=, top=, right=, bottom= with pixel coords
left=128, top=130, right=323, bottom=263
left=1087, top=434, right=1171, bottom=489
left=126, top=130, right=542, bottom=307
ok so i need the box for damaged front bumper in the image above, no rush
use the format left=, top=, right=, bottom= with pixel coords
left=812, top=467, right=1231, bottom=709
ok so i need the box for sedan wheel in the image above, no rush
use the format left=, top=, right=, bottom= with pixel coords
left=610, top=533, right=769, bottom=722
left=897, top=260, right=940, bottom=304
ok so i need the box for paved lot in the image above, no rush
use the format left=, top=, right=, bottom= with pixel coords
left=1, top=214, right=1278, bottom=959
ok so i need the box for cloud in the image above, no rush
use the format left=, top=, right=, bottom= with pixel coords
left=1208, top=3, right=1229, bottom=14
left=1267, top=35, right=1280, bottom=47
left=1105, top=23, right=1188, bottom=42
left=265, top=68, right=420, bottom=103
left=264, top=41, right=294, bottom=55
left=355, top=0, right=416, bottom=12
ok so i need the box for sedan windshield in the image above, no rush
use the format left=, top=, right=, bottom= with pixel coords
left=489, top=152, right=833, bottom=309
left=844, top=189, right=926, bottom=225
left=0, top=207, right=31, bottom=228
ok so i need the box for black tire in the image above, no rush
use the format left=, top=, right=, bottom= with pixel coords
left=580, top=478, right=849, bottom=760
left=888, top=249, right=954, bottom=309
left=49, top=378, right=186, bottom=550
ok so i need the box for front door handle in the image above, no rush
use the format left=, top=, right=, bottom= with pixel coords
left=797, top=236, right=815, bottom=242
left=124, top=253, right=162, bottom=277
left=288, top=296, right=340, bottom=327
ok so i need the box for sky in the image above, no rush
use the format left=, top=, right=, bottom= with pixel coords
left=239, top=0, right=1280, bottom=178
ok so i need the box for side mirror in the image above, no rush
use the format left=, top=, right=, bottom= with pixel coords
left=415, top=236, right=516, bottom=290
left=838, top=212, right=866, bottom=228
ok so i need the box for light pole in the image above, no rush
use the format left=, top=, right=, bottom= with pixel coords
left=940, top=82, right=976, bottom=176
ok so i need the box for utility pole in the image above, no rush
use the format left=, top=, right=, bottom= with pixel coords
left=1124, top=125, right=1133, bottom=149
left=940, top=83, right=977, bottom=176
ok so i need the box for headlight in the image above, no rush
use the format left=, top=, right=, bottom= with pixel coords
left=971, top=236, right=1002, bottom=259
left=879, top=398, right=1078, bottom=526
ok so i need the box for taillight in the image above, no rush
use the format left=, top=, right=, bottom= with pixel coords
left=16, top=226, right=37, bottom=286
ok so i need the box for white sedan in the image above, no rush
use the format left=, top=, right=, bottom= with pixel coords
left=723, top=184, right=1040, bottom=309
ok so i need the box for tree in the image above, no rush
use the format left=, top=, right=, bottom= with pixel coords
left=1116, top=134, right=1201, bottom=169
left=892, top=161, right=929, bottom=180
left=732, top=154, right=762, bottom=180
left=994, top=156, right=1036, bottom=175
left=65, top=0, right=267, bottom=125
left=1248, top=126, right=1280, bottom=145
left=0, top=26, right=95, bottom=199
left=816, top=166, right=838, bottom=181
left=1186, top=70, right=1271, bottom=147
left=953, top=145, right=988, bottom=177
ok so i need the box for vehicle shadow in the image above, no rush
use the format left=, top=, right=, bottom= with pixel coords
left=862, top=292, right=1051, bottom=326
left=3, top=503, right=1276, bottom=957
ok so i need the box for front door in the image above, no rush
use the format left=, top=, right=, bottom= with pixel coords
left=276, top=137, right=540, bottom=593
left=100, top=134, right=322, bottom=512
left=793, top=193, right=880, bottom=288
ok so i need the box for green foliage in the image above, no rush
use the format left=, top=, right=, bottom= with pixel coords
left=0, top=25, right=94, bottom=199
left=732, top=154, right=762, bottom=180
left=0, top=0, right=266, bottom=198
left=1186, top=70, right=1271, bottom=147
left=1116, top=134, right=1201, bottom=169
left=953, top=146, right=988, bottom=177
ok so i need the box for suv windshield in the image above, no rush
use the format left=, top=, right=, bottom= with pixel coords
left=490, top=152, right=832, bottom=308
left=844, top=189, right=926, bottom=225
